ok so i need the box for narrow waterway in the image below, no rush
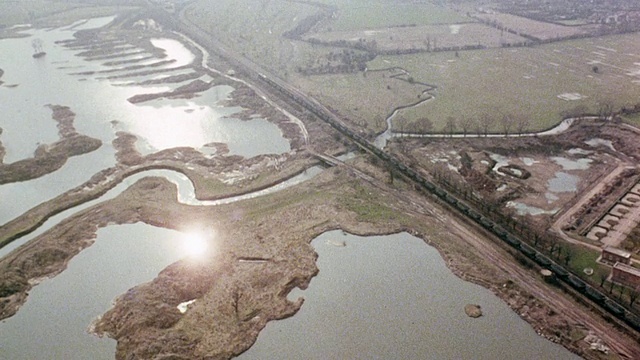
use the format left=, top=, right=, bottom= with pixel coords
left=375, top=110, right=583, bottom=149
left=239, top=231, right=580, bottom=360
left=0, top=166, right=324, bottom=259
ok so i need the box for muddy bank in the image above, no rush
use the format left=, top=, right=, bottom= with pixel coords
left=1, top=160, right=633, bottom=359
left=127, top=79, right=214, bottom=104
left=111, top=128, right=318, bottom=200
left=0, top=105, right=101, bottom=185
left=0, top=29, right=30, bottom=40
left=0, top=127, right=5, bottom=162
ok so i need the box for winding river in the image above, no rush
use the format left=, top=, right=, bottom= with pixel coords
left=375, top=104, right=583, bottom=149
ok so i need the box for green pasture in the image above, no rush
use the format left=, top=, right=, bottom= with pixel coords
left=359, top=32, right=640, bottom=133
left=315, top=0, right=470, bottom=31
left=564, top=244, right=608, bottom=281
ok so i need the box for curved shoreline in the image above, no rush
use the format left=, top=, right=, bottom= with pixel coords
left=0, top=152, right=322, bottom=253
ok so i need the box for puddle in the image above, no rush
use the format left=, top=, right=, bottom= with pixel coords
left=521, top=157, right=537, bottom=166
left=548, top=172, right=579, bottom=192
left=507, top=202, right=559, bottom=216
left=585, top=138, right=616, bottom=151
left=567, top=148, right=593, bottom=156
left=551, top=157, right=592, bottom=170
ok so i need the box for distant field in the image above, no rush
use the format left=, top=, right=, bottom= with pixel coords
left=360, top=32, right=640, bottom=132
left=182, top=0, right=640, bottom=134
left=0, top=1, right=83, bottom=26
left=184, top=0, right=319, bottom=76
left=292, top=69, right=423, bottom=133
left=473, top=12, right=596, bottom=41
left=305, top=23, right=528, bottom=52
left=0, top=1, right=137, bottom=28
left=314, top=0, right=470, bottom=31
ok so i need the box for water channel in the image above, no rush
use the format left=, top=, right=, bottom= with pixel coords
left=0, top=17, right=319, bottom=359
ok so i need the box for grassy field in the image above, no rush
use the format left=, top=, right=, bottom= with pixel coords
left=0, top=1, right=83, bottom=26
left=183, top=0, right=640, bottom=134
left=362, top=32, right=640, bottom=132
left=622, top=113, right=640, bottom=127
left=473, top=12, right=594, bottom=41
left=292, top=69, right=425, bottom=133
left=314, top=0, right=470, bottom=31
left=184, top=0, right=320, bottom=76
left=305, top=23, right=528, bottom=52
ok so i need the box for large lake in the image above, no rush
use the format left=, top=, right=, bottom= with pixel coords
left=239, top=231, right=580, bottom=360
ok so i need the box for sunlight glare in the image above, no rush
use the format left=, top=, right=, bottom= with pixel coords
left=181, top=231, right=210, bottom=258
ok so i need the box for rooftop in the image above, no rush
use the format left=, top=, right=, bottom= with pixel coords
left=613, top=262, right=640, bottom=277
left=603, top=246, right=631, bottom=259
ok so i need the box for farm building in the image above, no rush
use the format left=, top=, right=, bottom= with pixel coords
left=601, top=246, right=632, bottom=266
left=611, top=262, right=640, bottom=289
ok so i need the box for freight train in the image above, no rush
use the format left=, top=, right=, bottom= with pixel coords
left=257, top=72, right=640, bottom=331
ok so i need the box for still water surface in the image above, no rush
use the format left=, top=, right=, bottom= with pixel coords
left=239, top=231, right=580, bottom=360
left=0, top=224, right=187, bottom=360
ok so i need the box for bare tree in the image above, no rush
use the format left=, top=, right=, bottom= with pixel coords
left=599, top=272, right=607, bottom=287
left=480, top=113, right=494, bottom=137
left=459, top=116, right=474, bottom=137
left=417, top=117, right=433, bottom=133
left=395, top=115, right=408, bottom=135
left=598, top=101, right=615, bottom=121
left=474, top=118, right=484, bottom=137
left=500, top=114, right=513, bottom=137
left=444, top=116, right=457, bottom=137
left=563, top=247, right=573, bottom=266
left=232, top=288, right=242, bottom=320
left=515, top=115, right=530, bottom=136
